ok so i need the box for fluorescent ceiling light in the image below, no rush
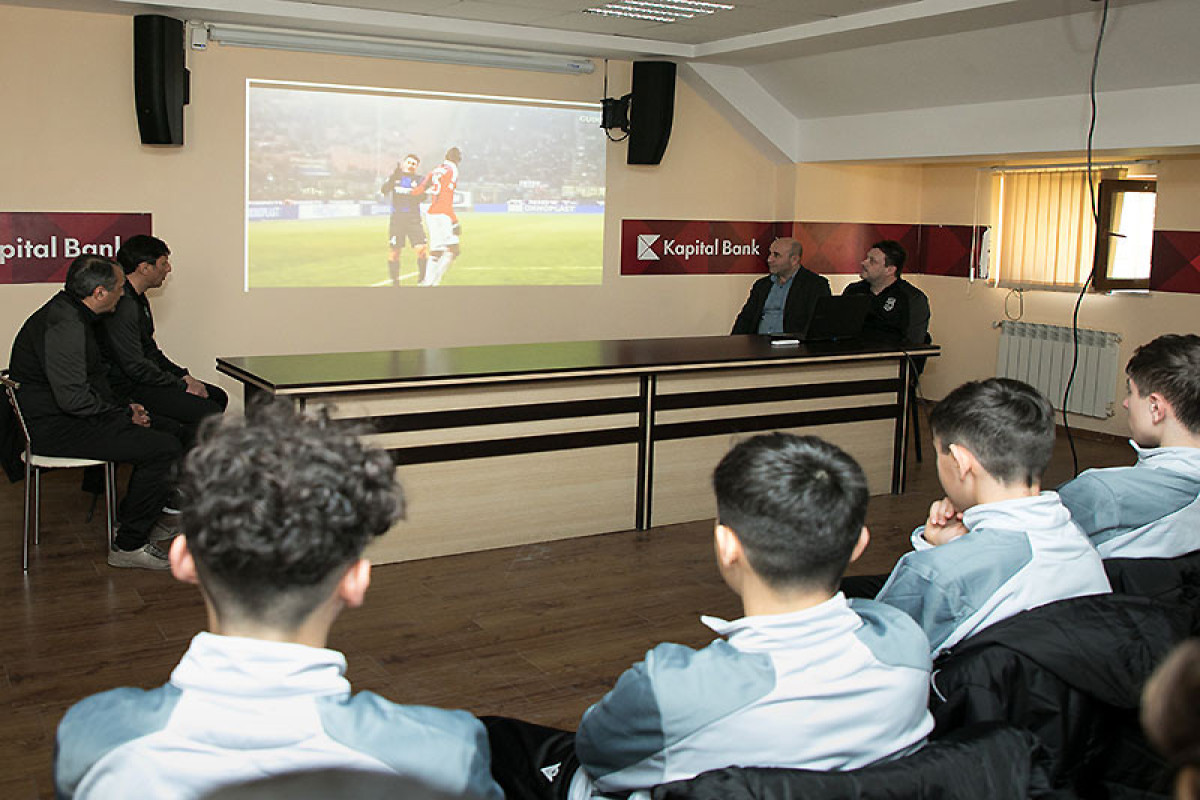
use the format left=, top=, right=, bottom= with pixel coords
left=205, top=24, right=595, bottom=75
left=584, top=0, right=733, bottom=23
left=584, top=8, right=676, bottom=22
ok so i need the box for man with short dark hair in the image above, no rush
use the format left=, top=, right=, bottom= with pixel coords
left=731, top=237, right=831, bottom=335
left=842, top=239, right=930, bottom=346
left=875, top=378, right=1111, bottom=655
left=55, top=403, right=503, bottom=800
left=8, top=254, right=183, bottom=569
left=381, top=153, right=428, bottom=286
left=101, top=234, right=227, bottom=449
left=485, top=433, right=933, bottom=800
left=1058, top=334, right=1200, bottom=559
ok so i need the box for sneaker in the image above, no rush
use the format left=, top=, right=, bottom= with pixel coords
left=149, top=515, right=182, bottom=542
left=108, top=542, right=170, bottom=570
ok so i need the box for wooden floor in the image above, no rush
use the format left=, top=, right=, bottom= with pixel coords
left=0, top=412, right=1132, bottom=798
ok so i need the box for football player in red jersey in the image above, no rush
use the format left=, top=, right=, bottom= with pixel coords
left=419, top=147, right=462, bottom=287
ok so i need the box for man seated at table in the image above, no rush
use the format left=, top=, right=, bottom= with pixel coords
left=732, top=237, right=831, bottom=335
left=842, top=240, right=930, bottom=346
left=102, top=235, right=227, bottom=449
left=1058, top=334, right=1200, bottom=559
left=54, top=402, right=502, bottom=800
left=8, top=254, right=182, bottom=569
left=483, top=432, right=934, bottom=800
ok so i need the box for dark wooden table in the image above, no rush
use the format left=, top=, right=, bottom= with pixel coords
left=219, top=335, right=937, bottom=562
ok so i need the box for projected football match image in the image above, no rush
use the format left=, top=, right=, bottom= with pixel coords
left=246, top=82, right=606, bottom=289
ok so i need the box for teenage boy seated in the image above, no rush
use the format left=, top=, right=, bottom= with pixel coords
left=485, top=433, right=934, bottom=800
left=1058, top=334, right=1200, bottom=559
left=54, top=403, right=503, bottom=800
left=875, top=378, right=1111, bottom=656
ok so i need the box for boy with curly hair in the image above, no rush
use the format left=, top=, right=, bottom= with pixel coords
left=55, top=403, right=501, bottom=800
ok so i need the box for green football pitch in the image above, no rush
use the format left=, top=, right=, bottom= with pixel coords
left=247, top=212, right=603, bottom=288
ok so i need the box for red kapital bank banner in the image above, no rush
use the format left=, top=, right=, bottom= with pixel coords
left=621, top=219, right=791, bottom=275
left=0, top=212, right=152, bottom=284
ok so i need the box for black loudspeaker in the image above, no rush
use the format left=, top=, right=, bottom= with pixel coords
left=134, top=15, right=189, bottom=146
left=627, top=61, right=676, bottom=166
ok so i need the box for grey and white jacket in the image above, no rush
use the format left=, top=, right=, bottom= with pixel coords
left=55, top=632, right=503, bottom=800
left=569, top=594, right=934, bottom=799
left=1058, top=442, right=1200, bottom=559
left=876, top=492, right=1112, bottom=656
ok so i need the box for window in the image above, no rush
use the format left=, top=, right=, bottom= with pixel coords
left=1093, top=179, right=1157, bottom=292
left=991, top=167, right=1121, bottom=290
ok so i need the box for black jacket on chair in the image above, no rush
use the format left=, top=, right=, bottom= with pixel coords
left=651, top=723, right=1062, bottom=800
left=731, top=267, right=832, bottom=335
left=930, top=593, right=1191, bottom=798
left=1104, top=549, right=1200, bottom=633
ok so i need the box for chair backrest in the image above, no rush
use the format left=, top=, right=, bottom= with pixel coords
left=912, top=331, right=933, bottom=376
left=1105, top=550, right=1200, bottom=635
left=930, top=593, right=1188, bottom=795
left=0, top=370, right=34, bottom=456
left=650, top=723, right=1054, bottom=800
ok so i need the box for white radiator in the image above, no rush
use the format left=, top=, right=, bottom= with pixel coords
left=996, top=322, right=1122, bottom=418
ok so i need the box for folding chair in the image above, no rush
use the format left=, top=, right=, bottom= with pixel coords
left=1, top=370, right=116, bottom=571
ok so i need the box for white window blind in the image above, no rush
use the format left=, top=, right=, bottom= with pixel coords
left=992, top=167, right=1122, bottom=289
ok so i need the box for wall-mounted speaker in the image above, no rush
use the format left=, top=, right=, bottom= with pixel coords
left=627, top=61, right=676, bottom=166
left=134, top=15, right=189, bottom=146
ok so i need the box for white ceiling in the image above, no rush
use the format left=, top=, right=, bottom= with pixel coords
left=8, top=0, right=1199, bottom=162
left=11, top=0, right=1152, bottom=62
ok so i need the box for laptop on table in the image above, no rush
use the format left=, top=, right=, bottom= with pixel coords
left=771, top=294, right=870, bottom=344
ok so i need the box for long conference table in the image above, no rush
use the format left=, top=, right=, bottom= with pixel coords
left=217, top=335, right=938, bottom=564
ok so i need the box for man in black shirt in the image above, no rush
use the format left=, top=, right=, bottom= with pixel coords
left=9, top=255, right=182, bottom=569
left=842, top=240, right=930, bottom=346
left=101, top=235, right=227, bottom=449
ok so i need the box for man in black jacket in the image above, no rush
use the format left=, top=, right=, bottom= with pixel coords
left=731, top=237, right=831, bottom=335
left=842, top=240, right=930, bottom=346
left=8, top=255, right=182, bottom=570
left=101, top=235, right=227, bottom=449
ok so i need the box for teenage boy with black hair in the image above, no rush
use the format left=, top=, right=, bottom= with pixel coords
left=875, top=378, right=1111, bottom=656
left=1058, top=334, right=1200, bottom=559
left=54, top=403, right=502, bottom=800
left=486, top=433, right=933, bottom=800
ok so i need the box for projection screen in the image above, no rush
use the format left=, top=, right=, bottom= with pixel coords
left=246, top=80, right=605, bottom=289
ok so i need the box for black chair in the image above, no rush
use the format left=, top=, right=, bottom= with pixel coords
left=930, top=594, right=1191, bottom=798
left=1105, top=550, right=1200, bottom=634
left=907, top=332, right=933, bottom=463
left=650, top=723, right=1060, bottom=799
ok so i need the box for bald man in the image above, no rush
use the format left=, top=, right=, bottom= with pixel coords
left=732, top=237, right=831, bottom=335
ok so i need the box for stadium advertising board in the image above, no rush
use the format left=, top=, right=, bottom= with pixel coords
left=620, top=220, right=788, bottom=275
left=246, top=81, right=605, bottom=289
left=0, top=212, right=151, bottom=284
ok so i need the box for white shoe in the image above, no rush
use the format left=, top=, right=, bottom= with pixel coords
left=107, top=542, right=170, bottom=570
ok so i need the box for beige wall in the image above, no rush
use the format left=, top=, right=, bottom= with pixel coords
left=4, top=5, right=1198, bottom=437
left=0, top=4, right=780, bottom=410
left=795, top=158, right=1200, bottom=438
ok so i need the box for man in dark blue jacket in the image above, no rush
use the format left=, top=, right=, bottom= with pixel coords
left=731, top=237, right=831, bottom=335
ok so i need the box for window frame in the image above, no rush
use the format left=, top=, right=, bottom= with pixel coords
left=1092, top=178, right=1157, bottom=293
